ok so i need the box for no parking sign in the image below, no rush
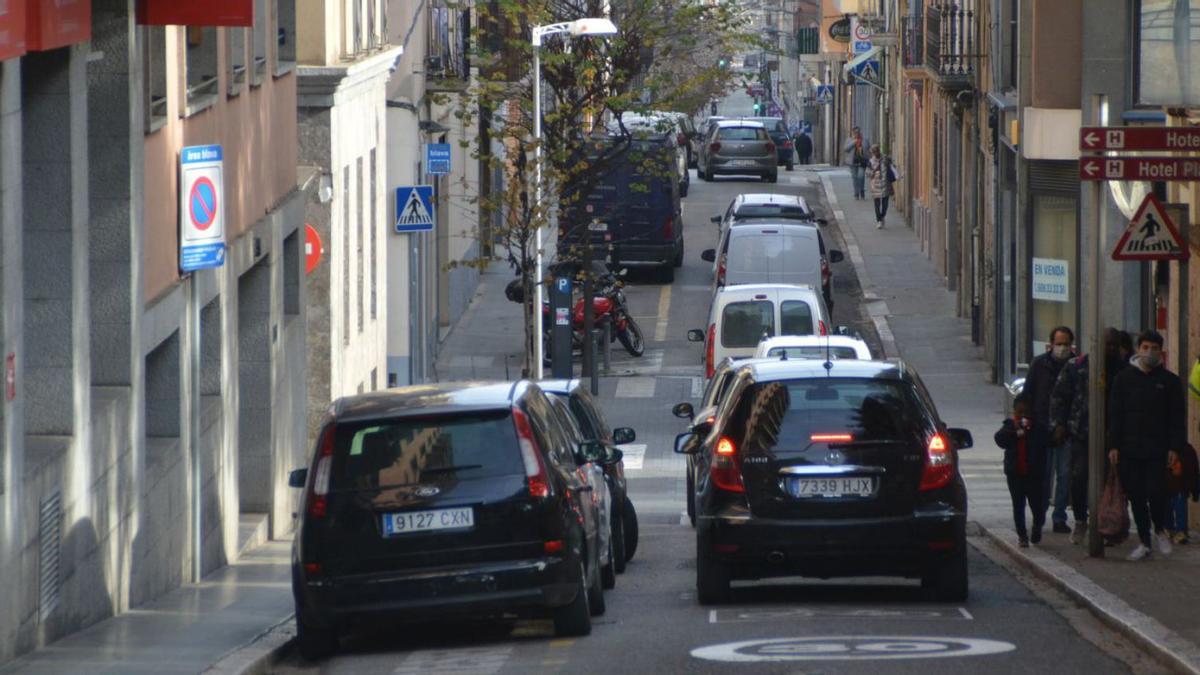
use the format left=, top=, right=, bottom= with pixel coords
left=179, top=144, right=226, bottom=272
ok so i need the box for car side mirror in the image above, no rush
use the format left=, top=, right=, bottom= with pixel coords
left=604, top=448, right=624, bottom=466
left=701, top=249, right=716, bottom=263
left=578, top=439, right=607, bottom=464
left=948, top=428, right=974, bottom=450
left=710, top=216, right=721, bottom=223
left=687, top=329, right=705, bottom=342
left=672, top=402, right=695, bottom=420
left=288, top=468, right=308, bottom=488
left=675, top=432, right=699, bottom=454
left=828, top=250, right=845, bottom=263
left=613, top=427, right=636, bottom=444
left=815, top=218, right=829, bottom=226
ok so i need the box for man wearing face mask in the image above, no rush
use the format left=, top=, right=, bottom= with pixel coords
left=1107, top=330, right=1187, bottom=561
left=1023, top=326, right=1076, bottom=539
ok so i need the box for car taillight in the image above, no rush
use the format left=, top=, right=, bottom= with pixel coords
left=818, top=320, right=827, bottom=336
left=783, top=140, right=793, bottom=149
left=811, top=433, right=853, bottom=443
left=717, top=256, right=726, bottom=285
left=709, top=142, right=722, bottom=153
left=919, top=433, right=955, bottom=491
left=711, top=435, right=745, bottom=493
left=705, top=325, right=716, bottom=378
left=513, top=407, right=551, bottom=498
left=821, top=258, right=831, bottom=282
left=663, top=215, right=674, bottom=239
left=765, top=142, right=775, bottom=153
left=306, top=423, right=336, bottom=519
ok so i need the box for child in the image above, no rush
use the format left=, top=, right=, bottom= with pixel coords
left=995, top=394, right=1048, bottom=547
left=1166, top=443, right=1199, bottom=544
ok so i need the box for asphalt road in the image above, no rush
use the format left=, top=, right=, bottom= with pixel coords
left=271, top=113, right=1157, bottom=674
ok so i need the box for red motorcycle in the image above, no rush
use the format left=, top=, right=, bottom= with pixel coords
left=540, top=275, right=644, bottom=359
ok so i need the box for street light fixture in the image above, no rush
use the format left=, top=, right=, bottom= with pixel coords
left=531, top=17, right=618, bottom=379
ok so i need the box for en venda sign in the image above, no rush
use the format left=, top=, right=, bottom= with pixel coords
left=1032, top=257, right=1069, bottom=303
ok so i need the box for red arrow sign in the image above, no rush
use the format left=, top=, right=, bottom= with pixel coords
left=1080, top=126, right=1200, bottom=151
left=1078, top=156, right=1200, bottom=181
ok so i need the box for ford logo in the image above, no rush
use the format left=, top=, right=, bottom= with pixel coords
left=414, top=486, right=441, bottom=498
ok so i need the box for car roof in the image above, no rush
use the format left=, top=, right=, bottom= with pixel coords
left=759, top=335, right=869, bottom=349
left=727, top=221, right=819, bottom=235
left=537, top=379, right=584, bottom=396
left=716, top=119, right=766, bottom=128
left=740, top=358, right=909, bottom=382
left=332, top=381, right=525, bottom=423
left=717, top=283, right=820, bottom=295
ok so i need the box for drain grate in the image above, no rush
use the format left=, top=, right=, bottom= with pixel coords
left=39, top=491, right=62, bottom=621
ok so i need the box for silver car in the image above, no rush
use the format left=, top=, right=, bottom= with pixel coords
left=697, top=120, right=778, bottom=183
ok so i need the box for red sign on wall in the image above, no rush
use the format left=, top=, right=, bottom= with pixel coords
left=0, top=0, right=29, bottom=61
left=137, top=0, right=253, bottom=27
left=304, top=224, right=323, bottom=276
left=27, top=0, right=91, bottom=52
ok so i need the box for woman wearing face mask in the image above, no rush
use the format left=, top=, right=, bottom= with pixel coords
left=1106, top=330, right=1188, bottom=561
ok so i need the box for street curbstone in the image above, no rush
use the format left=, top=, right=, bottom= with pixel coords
left=204, top=615, right=296, bottom=675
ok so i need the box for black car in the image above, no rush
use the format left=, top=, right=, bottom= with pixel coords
left=675, top=359, right=974, bottom=604
left=541, top=379, right=639, bottom=569
left=288, top=381, right=615, bottom=659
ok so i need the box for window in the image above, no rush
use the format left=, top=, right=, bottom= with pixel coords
left=718, top=127, right=768, bottom=141
left=142, top=25, right=167, bottom=133
left=369, top=148, right=377, bottom=320
left=356, top=156, right=364, bottom=333
left=342, top=165, right=350, bottom=345
left=1029, top=194, right=1077, bottom=358
left=184, top=27, right=219, bottom=115
left=275, top=0, right=296, bottom=75
left=721, top=300, right=774, bottom=348
left=1134, top=0, right=1200, bottom=105
left=227, top=28, right=247, bottom=97
left=251, top=0, right=268, bottom=85
left=780, top=300, right=815, bottom=335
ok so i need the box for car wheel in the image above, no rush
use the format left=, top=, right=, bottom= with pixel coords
left=623, top=496, right=639, bottom=562
left=923, top=538, right=969, bottom=602
left=601, top=535, right=617, bottom=590
left=296, top=611, right=338, bottom=661
left=696, top=555, right=731, bottom=605
left=686, top=471, right=696, bottom=527
left=553, top=561, right=593, bottom=636
left=611, top=507, right=628, bottom=574
left=587, top=549, right=607, bottom=616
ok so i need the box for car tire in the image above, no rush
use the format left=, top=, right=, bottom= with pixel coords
left=553, top=561, right=593, bottom=637
left=296, top=612, right=338, bottom=661
left=696, top=555, right=731, bottom=605
left=611, top=507, right=628, bottom=574
left=923, top=538, right=969, bottom=602
left=686, top=472, right=696, bottom=527
left=601, top=535, right=617, bottom=590
left=623, top=496, right=639, bottom=562
left=587, top=549, right=607, bottom=616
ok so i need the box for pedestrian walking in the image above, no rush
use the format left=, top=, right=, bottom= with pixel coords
left=1023, top=326, right=1076, bottom=535
left=1165, top=442, right=1198, bottom=544
left=995, top=394, right=1048, bottom=547
left=843, top=127, right=868, bottom=199
left=1049, top=327, right=1132, bottom=545
left=1107, top=330, right=1188, bottom=561
left=795, top=131, right=813, bottom=165
left=867, top=146, right=895, bottom=229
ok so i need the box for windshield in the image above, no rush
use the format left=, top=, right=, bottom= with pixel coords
left=722, top=300, right=774, bottom=348
left=718, top=127, right=767, bottom=141
left=767, top=346, right=861, bottom=360
left=735, top=204, right=811, bottom=220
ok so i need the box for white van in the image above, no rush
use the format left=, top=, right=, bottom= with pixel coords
left=700, top=222, right=843, bottom=310
left=687, top=284, right=831, bottom=378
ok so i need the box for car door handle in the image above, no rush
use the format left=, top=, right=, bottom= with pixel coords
left=577, top=485, right=594, bottom=492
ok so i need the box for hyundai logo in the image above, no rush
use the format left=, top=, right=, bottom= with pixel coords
left=414, top=486, right=441, bottom=498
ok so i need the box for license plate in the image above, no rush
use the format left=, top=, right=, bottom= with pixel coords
left=382, top=507, right=474, bottom=535
left=729, top=160, right=755, bottom=167
left=588, top=222, right=608, bottom=232
left=786, top=477, right=876, bottom=498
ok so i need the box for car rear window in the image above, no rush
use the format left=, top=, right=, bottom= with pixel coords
left=718, top=127, right=767, bottom=141
left=780, top=300, right=815, bottom=335
left=329, top=412, right=524, bottom=491
left=734, top=204, right=811, bottom=219
left=721, top=300, right=774, bottom=348
left=766, top=345, right=861, bottom=360
left=736, top=379, right=925, bottom=452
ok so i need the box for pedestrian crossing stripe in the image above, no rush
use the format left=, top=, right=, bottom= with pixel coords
left=395, top=185, right=435, bottom=232
left=1112, top=193, right=1189, bottom=261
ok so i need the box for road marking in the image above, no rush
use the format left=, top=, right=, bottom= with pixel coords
left=610, top=349, right=664, bottom=376
left=691, top=376, right=703, bottom=398
left=392, top=645, right=512, bottom=674
left=615, top=376, right=656, bottom=398
left=619, top=444, right=646, bottom=470
left=679, top=511, right=690, bottom=526
left=654, top=284, right=672, bottom=342
left=708, top=607, right=976, bottom=623
left=691, top=637, right=1016, bottom=662
left=549, top=639, right=574, bottom=648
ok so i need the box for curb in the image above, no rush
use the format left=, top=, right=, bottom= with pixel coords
left=204, top=616, right=296, bottom=675
left=816, top=171, right=900, bottom=359
left=974, top=520, right=1200, bottom=675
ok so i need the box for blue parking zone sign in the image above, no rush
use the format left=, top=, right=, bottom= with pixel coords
left=395, top=186, right=435, bottom=232
left=425, top=143, right=451, bottom=176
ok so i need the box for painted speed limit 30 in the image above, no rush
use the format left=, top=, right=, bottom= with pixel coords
left=691, top=636, right=1016, bottom=663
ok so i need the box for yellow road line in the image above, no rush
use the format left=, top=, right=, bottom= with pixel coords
left=654, top=283, right=672, bottom=342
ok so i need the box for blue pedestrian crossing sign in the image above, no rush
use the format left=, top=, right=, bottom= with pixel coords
left=395, top=185, right=435, bottom=232
left=815, top=84, right=834, bottom=105
left=851, top=60, right=881, bottom=81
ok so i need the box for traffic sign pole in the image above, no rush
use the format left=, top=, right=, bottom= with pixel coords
left=1085, top=95, right=1106, bottom=559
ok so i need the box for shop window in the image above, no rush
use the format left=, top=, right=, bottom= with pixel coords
left=228, top=28, right=247, bottom=97
left=275, top=0, right=296, bottom=76
left=369, top=148, right=377, bottom=320
left=342, top=165, right=350, bottom=345
left=142, top=25, right=167, bottom=134
left=251, top=0, right=268, bottom=86
left=1029, top=194, right=1078, bottom=359
left=185, top=26, right=219, bottom=115
left=356, top=156, right=364, bottom=334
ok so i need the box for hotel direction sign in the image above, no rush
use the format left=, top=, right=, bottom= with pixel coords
left=1079, top=126, right=1200, bottom=152
left=1079, top=156, right=1200, bottom=182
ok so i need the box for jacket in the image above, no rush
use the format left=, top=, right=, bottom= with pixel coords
left=1050, top=354, right=1131, bottom=445
left=794, top=133, right=813, bottom=157
left=995, top=417, right=1047, bottom=477
left=868, top=157, right=894, bottom=198
left=1166, top=444, right=1200, bottom=499
left=1106, top=363, right=1187, bottom=460
left=843, top=138, right=868, bottom=167
left=1025, top=351, right=1069, bottom=431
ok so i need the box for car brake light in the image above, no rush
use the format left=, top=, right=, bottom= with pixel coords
left=811, top=433, right=853, bottom=442
left=513, top=407, right=551, bottom=498
left=765, top=142, right=775, bottom=153
left=544, top=539, right=565, bottom=554
left=306, top=423, right=336, bottom=519
left=664, top=215, right=674, bottom=239
left=710, top=142, right=722, bottom=153
left=303, top=562, right=322, bottom=576
left=705, top=325, right=716, bottom=378
left=783, top=140, right=793, bottom=149
left=919, top=433, right=955, bottom=491
left=711, top=435, right=745, bottom=493
left=818, top=320, right=828, bottom=336
left=717, top=256, right=726, bottom=285
left=821, top=258, right=831, bottom=282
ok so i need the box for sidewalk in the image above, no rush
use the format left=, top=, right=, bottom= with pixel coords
left=818, top=166, right=1200, bottom=674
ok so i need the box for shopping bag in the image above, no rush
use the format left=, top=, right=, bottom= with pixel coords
left=1098, top=469, right=1130, bottom=542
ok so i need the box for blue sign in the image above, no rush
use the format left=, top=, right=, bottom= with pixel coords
left=801, top=121, right=813, bottom=135
left=425, top=143, right=452, bottom=176
left=853, top=40, right=872, bottom=53
left=851, top=60, right=881, bottom=81
left=815, top=84, right=834, bottom=105
left=395, top=186, right=435, bottom=232
left=179, top=144, right=226, bottom=273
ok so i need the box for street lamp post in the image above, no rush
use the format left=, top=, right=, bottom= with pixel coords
left=531, top=17, right=618, bottom=379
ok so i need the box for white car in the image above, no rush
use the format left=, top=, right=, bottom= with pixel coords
left=755, top=335, right=873, bottom=360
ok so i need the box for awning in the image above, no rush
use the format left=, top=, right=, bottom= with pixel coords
left=27, top=0, right=91, bottom=52
left=0, top=1, right=28, bottom=61
left=137, top=0, right=253, bottom=27
left=842, top=46, right=882, bottom=72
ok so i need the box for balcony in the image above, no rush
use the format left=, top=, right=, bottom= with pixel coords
left=925, top=3, right=977, bottom=91
left=901, top=15, right=924, bottom=69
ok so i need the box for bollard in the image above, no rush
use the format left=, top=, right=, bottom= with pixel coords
left=590, top=329, right=601, bottom=395
left=602, top=321, right=612, bottom=375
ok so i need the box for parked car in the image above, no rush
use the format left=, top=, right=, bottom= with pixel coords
left=742, top=117, right=795, bottom=170
left=540, top=379, right=640, bottom=570
left=609, top=112, right=690, bottom=197
left=288, top=381, right=613, bottom=659
left=674, top=359, right=974, bottom=604
left=703, top=220, right=843, bottom=312
left=697, top=120, right=778, bottom=183
left=755, top=335, right=873, bottom=360
left=711, top=193, right=826, bottom=236
left=687, top=283, right=831, bottom=378
left=647, top=110, right=702, bottom=169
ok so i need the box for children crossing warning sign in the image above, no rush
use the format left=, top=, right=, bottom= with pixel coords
left=1112, top=193, right=1189, bottom=261
left=394, top=185, right=434, bottom=232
